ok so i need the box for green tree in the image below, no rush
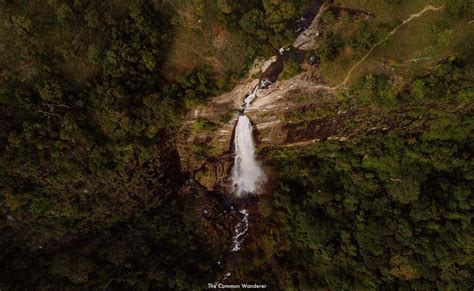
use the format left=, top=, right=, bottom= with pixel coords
left=84, top=7, right=100, bottom=28
left=56, top=3, right=73, bottom=25
left=263, top=0, right=297, bottom=33
left=240, top=9, right=268, bottom=40
left=317, top=31, right=343, bottom=60
left=445, top=0, right=471, bottom=18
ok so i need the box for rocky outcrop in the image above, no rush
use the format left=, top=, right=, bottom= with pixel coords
left=179, top=67, right=339, bottom=192
left=194, top=154, right=233, bottom=192
left=177, top=1, right=351, bottom=191
left=293, top=3, right=328, bottom=50
left=180, top=179, right=241, bottom=249
left=178, top=68, right=335, bottom=193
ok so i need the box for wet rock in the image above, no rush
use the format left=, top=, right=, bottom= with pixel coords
left=308, top=55, right=319, bottom=65
left=221, top=194, right=234, bottom=210
left=293, top=3, right=328, bottom=50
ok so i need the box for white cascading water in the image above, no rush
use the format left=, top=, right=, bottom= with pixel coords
left=231, top=115, right=265, bottom=196
left=231, top=85, right=265, bottom=197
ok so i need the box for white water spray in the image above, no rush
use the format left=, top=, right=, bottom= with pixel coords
left=231, top=114, right=265, bottom=196
left=243, top=86, right=258, bottom=106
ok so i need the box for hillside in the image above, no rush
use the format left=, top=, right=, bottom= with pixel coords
left=0, top=0, right=473, bottom=289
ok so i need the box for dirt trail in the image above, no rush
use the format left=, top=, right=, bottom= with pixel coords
left=247, top=4, right=445, bottom=146
left=186, top=4, right=446, bottom=154
left=251, top=4, right=445, bottom=112
left=333, top=4, right=444, bottom=90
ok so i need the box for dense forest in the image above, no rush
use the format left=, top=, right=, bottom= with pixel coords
left=257, top=59, right=474, bottom=289
left=0, top=0, right=219, bottom=288
left=1, top=0, right=473, bottom=289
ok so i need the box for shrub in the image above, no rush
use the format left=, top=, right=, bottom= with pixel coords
left=56, top=3, right=73, bottom=25
left=217, top=0, right=237, bottom=14
left=316, top=31, right=343, bottom=60
left=280, top=59, right=302, bottom=80
left=193, top=118, right=217, bottom=133
left=445, top=0, right=471, bottom=18
left=348, top=21, right=376, bottom=55
left=239, top=9, right=268, bottom=40
left=411, top=79, right=427, bottom=99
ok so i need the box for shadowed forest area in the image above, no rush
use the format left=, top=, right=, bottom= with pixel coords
left=0, top=0, right=473, bottom=289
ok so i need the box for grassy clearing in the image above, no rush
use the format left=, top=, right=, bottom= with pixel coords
left=161, top=0, right=255, bottom=81
left=340, top=0, right=445, bottom=20
left=319, top=0, right=471, bottom=87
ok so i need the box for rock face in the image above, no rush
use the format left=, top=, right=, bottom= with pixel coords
left=180, top=179, right=241, bottom=250
left=177, top=2, right=339, bottom=192
left=178, top=75, right=331, bottom=194
left=178, top=67, right=338, bottom=192
left=194, top=154, right=234, bottom=192
left=293, top=3, right=328, bottom=50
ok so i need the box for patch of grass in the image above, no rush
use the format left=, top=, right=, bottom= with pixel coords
left=161, top=0, right=255, bottom=81
left=193, top=118, right=217, bottom=133
left=318, top=0, right=470, bottom=87
left=219, top=111, right=233, bottom=124
left=361, top=11, right=470, bottom=86
left=281, top=59, right=303, bottom=80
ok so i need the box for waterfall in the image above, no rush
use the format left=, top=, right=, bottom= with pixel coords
left=227, top=85, right=264, bottom=260
left=216, top=2, right=321, bottom=282
left=231, top=114, right=265, bottom=196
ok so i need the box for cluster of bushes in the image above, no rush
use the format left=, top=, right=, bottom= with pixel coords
left=234, top=58, right=473, bottom=289
left=317, top=16, right=377, bottom=61
left=216, top=0, right=311, bottom=49
left=348, top=57, right=473, bottom=107
left=445, top=0, right=473, bottom=18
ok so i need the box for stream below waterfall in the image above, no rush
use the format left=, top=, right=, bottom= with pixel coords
left=217, top=0, right=323, bottom=284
